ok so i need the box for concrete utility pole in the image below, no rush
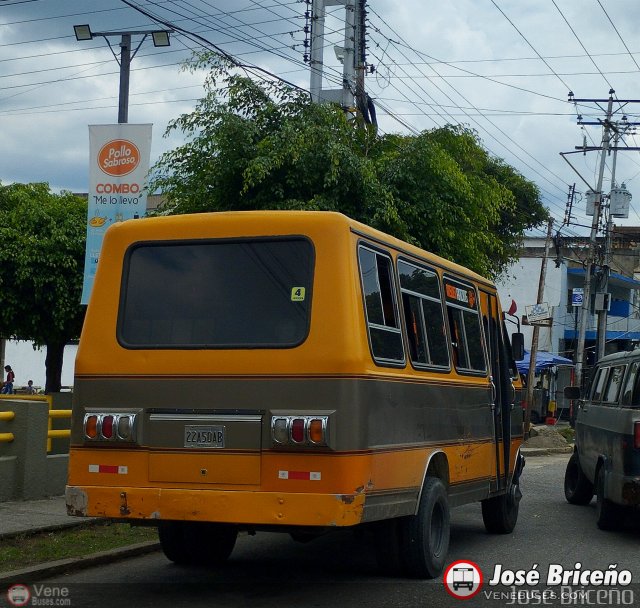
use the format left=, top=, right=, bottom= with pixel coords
left=562, top=92, right=640, bottom=384
left=595, top=131, right=621, bottom=360
left=309, top=0, right=362, bottom=111
left=524, top=218, right=554, bottom=434
left=573, top=93, right=614, bottom=387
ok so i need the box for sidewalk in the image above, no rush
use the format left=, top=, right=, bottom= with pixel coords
left=0, top=495, right=87, bottom=540
left=0, top=496, right=160, bottom=586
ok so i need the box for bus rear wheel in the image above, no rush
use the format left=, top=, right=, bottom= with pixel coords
left=158, top=521, right=238, bottom=566
left=373, top=477, right=450, bottom=579
left=401, top=476, right=450, bottom=578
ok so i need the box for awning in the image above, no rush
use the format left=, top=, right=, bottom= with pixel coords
left=516, top=350, right=573, bottom=374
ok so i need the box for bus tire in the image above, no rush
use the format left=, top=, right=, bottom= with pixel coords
left=564, top=452, right=594, bottom=505
left=158, top=521, right=238, bottom=566
left=481, top=477, right=522, bottom=534
left=595, top=466, right=623, bottom=531
left=400, top=476, right=450, bottom=579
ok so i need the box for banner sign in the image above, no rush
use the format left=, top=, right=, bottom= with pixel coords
left=81, top=124, right=152, bottom=305
left=525, top=302, right=552, bottom=323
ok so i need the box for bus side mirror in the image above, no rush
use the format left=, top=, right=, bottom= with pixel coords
left=511, top=332, right=525, bottom=361
left=564, top=386, right=581, bottom=400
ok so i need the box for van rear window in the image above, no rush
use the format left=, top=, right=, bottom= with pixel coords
left=118, top=238, right=313, bottom=348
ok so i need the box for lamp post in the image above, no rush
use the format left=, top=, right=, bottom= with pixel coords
left=73, top=25, right=171, bottom=124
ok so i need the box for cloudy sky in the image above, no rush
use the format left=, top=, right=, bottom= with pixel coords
left=3, top=0, right=640, bottom=242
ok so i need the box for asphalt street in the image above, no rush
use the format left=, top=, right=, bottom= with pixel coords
left=5, top=453, right=640, bottom=608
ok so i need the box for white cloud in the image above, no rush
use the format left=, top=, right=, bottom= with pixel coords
left=2, top=0, right=640, bottom=232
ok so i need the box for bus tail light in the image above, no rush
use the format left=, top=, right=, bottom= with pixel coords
left=634, top=421, right=640, bottom=449
left=291, top=418, right=305, bottom=443
left=84, top=413, right=137, bottom=442
left=101, top=415, right=114, bottom=439
left=308, top=418, right=324, bottom=444
left=271, top=415, right=329, bottom=447
left=85, top=415, right=98, bottom=439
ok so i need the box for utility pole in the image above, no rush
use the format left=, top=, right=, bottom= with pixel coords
left=573, top=92, right=614, bottom=387
left=562, top=93, right=640, bottom=384
left=524, top=218, right=554, bottom=434
left=596, top=131, right=620, bottom=360
left=118, top=34, right=132, bottom=124
left=309, top=0, right=363, bottom=113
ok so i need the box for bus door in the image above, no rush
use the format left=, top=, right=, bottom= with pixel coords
left=480, top=291, right=512, bottom=491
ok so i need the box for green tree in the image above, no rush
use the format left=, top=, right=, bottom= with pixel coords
left=150, top=53, right=548, bottom=277
left=0, top=182, right=86, bottom=393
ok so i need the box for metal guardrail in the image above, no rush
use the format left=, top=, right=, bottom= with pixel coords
left=0, top=399, right=71, bottom=451
left=47, top=409, right=72, bottom=443
left=0, top=410, right=15, bottom=443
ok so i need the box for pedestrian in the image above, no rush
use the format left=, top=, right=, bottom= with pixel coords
left=1, top=365, right=15, bottom=394
left=25, top=380, right=36, bottom=395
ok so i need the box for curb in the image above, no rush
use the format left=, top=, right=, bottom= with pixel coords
left=0, top=540, right=161, bottom=586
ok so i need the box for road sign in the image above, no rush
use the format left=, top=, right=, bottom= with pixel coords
left=525, top=302, right=551, bottom=322
left=571, top=288, right=584, bottom=307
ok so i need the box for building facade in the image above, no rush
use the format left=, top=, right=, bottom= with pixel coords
left=497, top=229, right=640, bottom=369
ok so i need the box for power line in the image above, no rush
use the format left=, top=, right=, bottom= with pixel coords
left=550, top=0, right=613, bottom=91
left=489, top=0, right=573, bottom=93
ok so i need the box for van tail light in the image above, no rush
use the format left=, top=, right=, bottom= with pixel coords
left=634, top=422, right=640, bottom=449
left=271, top=415, right=329, bottom=447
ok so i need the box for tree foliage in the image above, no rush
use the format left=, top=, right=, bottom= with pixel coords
left=150, top=53, right=548, bottom=277
left=0, top=182, right=87, bottom=392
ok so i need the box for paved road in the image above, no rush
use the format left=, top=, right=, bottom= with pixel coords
left=16, top=454, right=640, bottom=608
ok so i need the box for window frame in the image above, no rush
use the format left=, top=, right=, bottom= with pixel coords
left=602, top=364, right=626, bottom=405
left=117, top=235, right=315, bottom=350
left=621, top=360, right=640, bottom=407
left=442, top=275, right=487, bottom=376
left=590, top=367, right=609, bottom=403
left=396, top=257, right=450, bottom=372
left=357, top=242, right=406, bottom=367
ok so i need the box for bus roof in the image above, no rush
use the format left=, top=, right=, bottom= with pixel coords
left=113, top=210, right=494, bottom=289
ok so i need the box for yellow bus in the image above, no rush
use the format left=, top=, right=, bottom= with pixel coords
left=66, top=211, right=525, bottom=578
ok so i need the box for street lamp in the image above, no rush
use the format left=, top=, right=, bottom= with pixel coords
left=73, top=24, right=172, bottom=123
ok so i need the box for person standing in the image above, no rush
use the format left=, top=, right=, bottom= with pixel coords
left=1, top=365, right=15, bottom=394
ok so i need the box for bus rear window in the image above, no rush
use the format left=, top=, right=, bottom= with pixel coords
left=118, top=238, right=314, bottom=348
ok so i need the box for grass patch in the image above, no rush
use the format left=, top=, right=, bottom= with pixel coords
left=0, top=523, right=158, bottom=573
left=557, top=427, right=575, bottom=443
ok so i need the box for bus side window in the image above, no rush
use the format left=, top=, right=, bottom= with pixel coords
left=398, top=259, right=449, bottom=369
left=358, top=245, right=404, bottom=364
left=443, top=278, right=486, bottom=374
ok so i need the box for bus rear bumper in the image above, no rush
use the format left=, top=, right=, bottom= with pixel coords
left=65, top=485, right=365, bottom=527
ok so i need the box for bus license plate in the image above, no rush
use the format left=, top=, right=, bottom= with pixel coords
left=184, top=425, right=225, bottom=448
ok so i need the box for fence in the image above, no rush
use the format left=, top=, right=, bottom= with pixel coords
left=0, top=393, right=72, bottom=502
